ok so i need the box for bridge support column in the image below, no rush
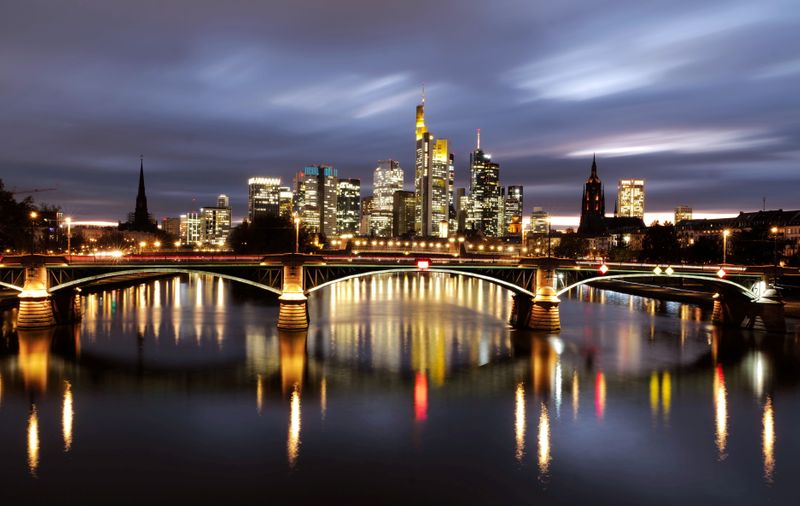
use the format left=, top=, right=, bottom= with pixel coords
left=52, top=289, right=82, bottom=324
left=17, top=261, right=55, bottom=329
left=278, top=256, right=308, bottom=331
left=510, top=294, right=534, bottom=329
left=529, top=266, right=560, bottom=332
left=712, top=290, right=786, bottom=334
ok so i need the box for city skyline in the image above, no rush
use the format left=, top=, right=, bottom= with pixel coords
left=1, top=0, right=798, bottom=223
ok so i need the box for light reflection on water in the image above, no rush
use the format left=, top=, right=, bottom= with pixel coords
left=0, top=273, right=798, bottom=503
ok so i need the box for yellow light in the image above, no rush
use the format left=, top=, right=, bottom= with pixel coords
left=538, top=403, right=551, bottom=477
left=515, top=383, right=526, bottom=462
left=653, top=266, right=663, bottom=275
left=770, top=226, right=778, bottom=235
left=665, top=266, right=674, bottom=276
left=30, top=211, right=38, bottom=219
left=153, top=241, right=161, bottom=248
left=723, top=229, right=731, bottom=237
left=288, top=385, right=301, bottom=468
left=763, top=397, right=775, bottom=483
left=28, top=405, right=39, bottom=476
left=63, top=381, right=73, bottom=451
left=139, top=241, right=147, bottom=248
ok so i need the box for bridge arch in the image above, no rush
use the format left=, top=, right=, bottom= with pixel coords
left=305, top=267, right=535, bottom=297
left=556, top=273, right=758, bottom=301
left=0, top=281, right=23, bottom=292
left=48, top=268, right=282, bottom=295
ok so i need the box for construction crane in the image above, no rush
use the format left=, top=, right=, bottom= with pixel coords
left=10, top=187, right=57, bottom=195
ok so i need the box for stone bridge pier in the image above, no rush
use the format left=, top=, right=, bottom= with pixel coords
left=277, top=254, right=309, bottom=331
left=712, top=283, right=786, bottom=334
left=15, top=256, right=82, bottom=329
left=510, top=264, right=561, bottom=332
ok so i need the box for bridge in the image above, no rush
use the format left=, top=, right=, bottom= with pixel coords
left=0, top=254, right=788, bottom=333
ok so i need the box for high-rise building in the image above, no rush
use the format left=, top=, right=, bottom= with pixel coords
left=393, top=190, right=416, bottom=237
left=616, top=179, right=645, bottom=219
left=295, top=165, right=338, bottom=236
left=504, top=185, right=523, bottom=236
left=373, top=160, right=403, bottom=237
left=414, top=94, right=451, bottom=236
left=530, top=207, right=549, bottom=234
left=161, top=217, right=181, bottom=238
left=336, top=178, right=361, bottom=235
left=468, top=130, right=501, bottom=236
left=200, top=194, right=232, bottom=246
left=674, top=205, right=693, bottom=224
left=455, top=188, right=467, bottom=233
left=248, top=177, right=282, bottom=221
left=360, top=196, right=373, bottom=236
left=180, top=212, right=203, bottom=245
left=578, top=155, right=606, bottom=236
left=278, top=187, right=294, bottom=218
left=120, top=156, right=158, bottom=232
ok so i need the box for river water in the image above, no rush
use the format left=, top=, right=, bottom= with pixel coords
left=0, top=273, right=798, bottom=505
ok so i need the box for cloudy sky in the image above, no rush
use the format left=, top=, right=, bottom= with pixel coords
left=1, top=0, right=798, bottom=224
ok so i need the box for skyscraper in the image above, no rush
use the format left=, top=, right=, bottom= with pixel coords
left=530, top=207, right=550, bottom=234
left=578, top=154, right=606, bottom=236
left=373, top=160, right=403, bottom=237
left=414, top=93, right=451, bottom=237
left=200, top=194, right=232, bottom=246
left=247, top=177, right=282, bottom=221
left=468, top=130, right=501, bottom=236
left=616, top=179, right=645, bottom=219
left=336, top=178, right=361, bottom=235
left=295, top=165, right=338, bottom=236
left=504, top=185, right=524, bottom=236
left=360, top=196, right=373, bottom=236
left=392, top=190, right=416, bottom=237
left=674, top=205, right=692, bottom=224
left=120, top=155, right=158, bottom=232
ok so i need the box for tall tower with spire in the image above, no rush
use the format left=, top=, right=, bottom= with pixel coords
left=468, top=129, right=501, bottom=236
left=120, top=155, right=158, bottom=232
left=413, top=88, right=452, bottom=237
left=578, top=154, right=606, bottom=236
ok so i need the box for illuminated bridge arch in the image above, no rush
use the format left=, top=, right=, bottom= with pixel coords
left=305, top=267, right=535, bottom=297
left=47, top=268, right=283, bottom=295
left=556, top=273, right=759, bottom=301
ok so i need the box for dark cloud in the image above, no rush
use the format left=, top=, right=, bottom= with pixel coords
left=0, top=0, right=798, bottom=222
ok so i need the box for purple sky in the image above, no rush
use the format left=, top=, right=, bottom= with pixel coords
left=1, top=0, right=798, bottom=223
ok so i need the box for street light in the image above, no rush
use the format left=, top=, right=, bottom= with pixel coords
left=722, top=229, right=731, bottom=265
left=293, top=213, right=301, bottom=254
left=770, top=226, right=779, bottom=281
left=29, top=211, right=38, bottom=254
left=65, top=217, right=72, bottom=258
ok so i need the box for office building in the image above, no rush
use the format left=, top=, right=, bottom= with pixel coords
left=414, top=93, right=452, bottom=236
left=504, top=185, right=523, bottom=236
left=674, top=205, right=693, bottom=224
left=295, top=165, right=338, bottom=236
left=616, top=179, right=645, bottom=219
left=468, top=130, right=501, bottom=236
left=393, top=190, right=416, bottom=237
left=337, top=178, right=361, bottom=235
left=248, top=177, right=282, bottom=221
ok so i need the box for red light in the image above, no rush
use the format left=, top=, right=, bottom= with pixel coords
left=414, top=372, right=428, bottom=422
left=598, top=263, right=609, bottom=275
left=416, top=259, right=430, bottom=270
left=716, top=268, right=726, bottom=278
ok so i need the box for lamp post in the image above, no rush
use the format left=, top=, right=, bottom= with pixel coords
left=770, top=226, right=779, bottom=282
left=546, top=216, right=552, bottom=258
left=29, top=211, right=38, bottom=254
left=65, top=216, right=72, bottom=258
left=722, top=229, right=731, bottom=265
left=293, top=213, right=301, bottom=254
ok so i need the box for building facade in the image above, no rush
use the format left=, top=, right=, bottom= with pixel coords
left=336, top=178, right=361, bottom=235
left=504, top=185, right=523, bottom=236
left=295, top=165, right=338, bottom=237
left=414, top=96, right=451, bottom=237
left=468, top=131, right=501, bottom=236
left=392, top=190, right=416, bottom=237
left=247, top=177, right=283, bottom=221
left=674, top=205, right=693, bottom=224
left=578, top=155, right=606, bottom=236
left=616, top=179, right=645, bottom=219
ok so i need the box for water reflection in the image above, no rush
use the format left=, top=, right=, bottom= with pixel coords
left=28, top=405, right=39, bottom=477
left=571, top=371, right=579, bottom=420
left=515, top=383, right=525, bottom=462
left=714, top=366, right=728, bottom=460
left=288, top=385, right=301, bottom=469
left=763, top=397, right=775, bottom=483
left=63, top=381, right=74, bottom=451
left=537, top=403, right=551, bottom=479
left=595, top=372, right=606, bottom=420
left=414, top=372, right=428, bottom=422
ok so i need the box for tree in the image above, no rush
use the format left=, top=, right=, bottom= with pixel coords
left=229, top=214, right=314, bottom=253
left=0, top=179, right=35, bottom=253
left=639, top=224, right=680, bottom=263
left=554, top=234, right=588, bottom=259
left=684, top=236, right=721, bottom=264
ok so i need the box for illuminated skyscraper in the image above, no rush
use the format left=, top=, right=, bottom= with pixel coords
left=336, top=178, right=361, bottom=235
left=468, top=130, right=501, bottom=236
left=578, top=155, right=606, bottom=236
left=373, top=160, right=403, bottom=237
left=295, top=165, right=338, bottom=237
left=530, top=207, right=549, bottom=234
left=674, top=205, right=692, bottom=224
left=414, top=93, right=452, bottom=236
left=360, top=196, right=373, bottom=235
left=504, top=185, right=524, bottom=236
left=247, top=177, right=282, bottom=221
left=616, top=179, right=645, bottom=219
left=200, top=194, right=231, bottom=246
